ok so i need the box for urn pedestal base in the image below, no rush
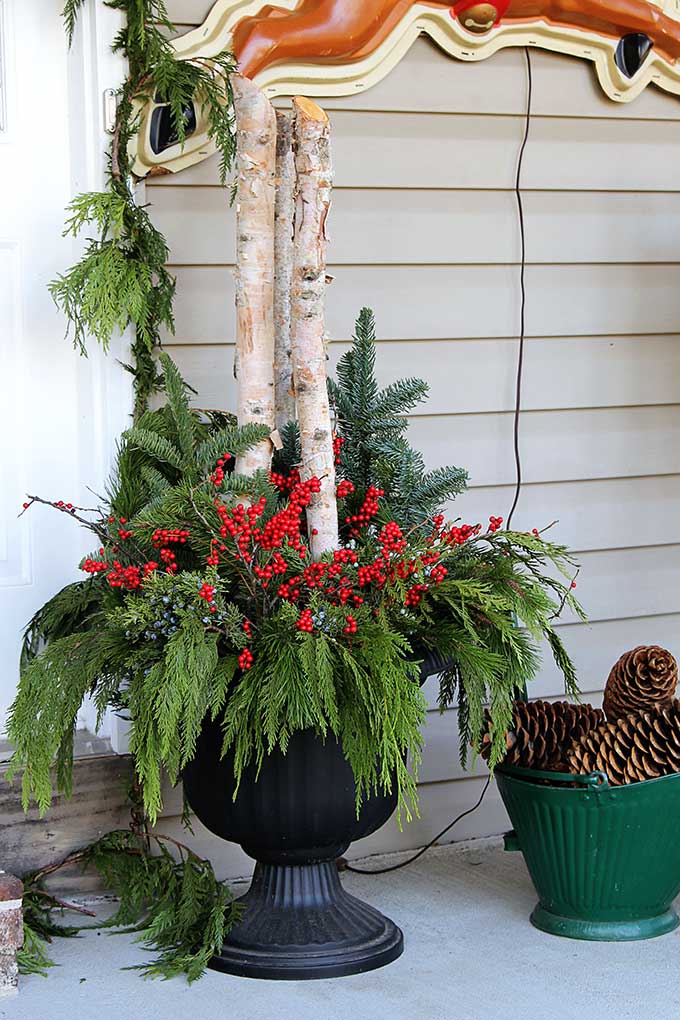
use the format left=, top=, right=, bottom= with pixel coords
left=210, top=861, right=403, bottom=980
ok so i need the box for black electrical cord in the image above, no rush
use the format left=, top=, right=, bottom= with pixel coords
left=344, top=776, right=491, bottom=875
left=346, top=50, right=534, bottom=878
left=506, top=47, right=533, bottom=530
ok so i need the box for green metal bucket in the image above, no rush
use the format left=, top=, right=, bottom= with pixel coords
left=496, top=764, right=680, bottom=941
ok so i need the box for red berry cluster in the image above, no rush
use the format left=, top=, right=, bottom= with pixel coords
left=148, top=527, right=190, bottom=575
left=106, top=560, right=158, bottom=590
left=81, top=540, right=161, bottom=589
left=333, top=435, right=345, bottom=466
left=152, top=528, right=190, bottom=547
left=378, top=522, right=407, bottom=554
left=198, top=581, right=217, bottom=614
left=336, top=480, right=355, bottom=499
left=444, top=523, right=481, bottom=545
left=405, top=583, right=429, bottom=607
left=82, top=556, right=108, bottom=575
left=210, top=454, right=232, bottom=487
left=296, top=608, right=314, bottom=632
left=344, top=485, right=384, bottom=536
left=344, top=614, right=358, bottom=635
left=488, top=516, right=504, bottom=533
left=253, top=552, right=288, bottom=586
left=269, top=468, right=301, bottom=493
left=206, top=537, right=222, bottom=566
left=238, top=648, right=254, bottom=670
left=216, top=478, right=321, bottom=561
left=48, top=500, right=76, bottom=514
left=277, top=548, right=364, bottom=610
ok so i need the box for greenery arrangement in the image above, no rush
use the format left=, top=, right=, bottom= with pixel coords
left=15, top=0, right=582, bottom=986
left=53, top=0, right=236, bottom=416
left=9, top=314, right=582, bottom=977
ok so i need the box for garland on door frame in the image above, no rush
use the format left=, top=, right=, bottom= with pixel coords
left=53, top=0, right=237, bottom=418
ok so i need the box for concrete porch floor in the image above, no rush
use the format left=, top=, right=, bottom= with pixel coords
left=5, top=838, right=680, bottom=1020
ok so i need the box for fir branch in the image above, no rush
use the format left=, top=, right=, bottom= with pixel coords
left=331, top=309, right=468, bottom=528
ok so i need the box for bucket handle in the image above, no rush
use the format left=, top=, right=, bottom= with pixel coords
left=497, top=764, right=610, bottom=789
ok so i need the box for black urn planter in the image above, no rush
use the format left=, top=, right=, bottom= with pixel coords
left=183, top=718, right=403, bottom=980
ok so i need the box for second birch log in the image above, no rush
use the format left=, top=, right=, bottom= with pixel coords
left=290, top=96, right=338, bottom=559
left=273, top=110, right=296, bottom=432
left=232, top=74, right=277, bottom=477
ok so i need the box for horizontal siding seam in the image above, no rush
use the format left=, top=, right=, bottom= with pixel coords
left=147, top=184, right=680, bottom=195
left=161, top=331, right=680, bottom=345
left=407, top=402, right=680, bottom=418
left=165, top=265, right=680, bottom=273
left=554, top=609, right=680, bottom=630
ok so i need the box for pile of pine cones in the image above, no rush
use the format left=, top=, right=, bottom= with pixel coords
left=482, top=645, right=679, bottom=786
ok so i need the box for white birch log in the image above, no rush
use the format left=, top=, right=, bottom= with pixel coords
left=273, top=110, right=296, bottom=432
left=290, top=96, right=338, bottom=558
left=232, top=73, right=277, bottom=476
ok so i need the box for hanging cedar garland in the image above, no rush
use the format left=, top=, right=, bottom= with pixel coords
left=54, top=0, right=237, bottom=419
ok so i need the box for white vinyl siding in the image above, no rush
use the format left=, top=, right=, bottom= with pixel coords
left=151, top=10, right=680, bottom=875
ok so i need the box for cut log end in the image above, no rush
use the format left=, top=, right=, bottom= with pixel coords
left=293, top=95, right=329, bottom=124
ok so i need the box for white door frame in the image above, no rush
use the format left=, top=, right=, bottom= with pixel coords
left=0, top=0, right=132, bottom=738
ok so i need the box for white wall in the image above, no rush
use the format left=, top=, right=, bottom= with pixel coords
left=0, top=0, right=130, bottom=731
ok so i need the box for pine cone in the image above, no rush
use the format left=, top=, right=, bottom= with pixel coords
left=603, top=646, right=678, bottom=721
left=480, top=700, right=605, bottom=770
left=567, top=700, right=680, bottom=785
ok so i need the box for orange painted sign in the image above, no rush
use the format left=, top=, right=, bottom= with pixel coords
left=231, top=0, right=680, bottom=78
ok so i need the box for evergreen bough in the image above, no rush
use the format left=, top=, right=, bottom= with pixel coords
left=18, top=828, right=240, bottom=982
left=52, top=1, right=236, bottom=416
left=329, top=308, right=469, bottom=529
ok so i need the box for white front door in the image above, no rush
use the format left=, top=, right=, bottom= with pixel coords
left=0, top=0, right=130, bottom=729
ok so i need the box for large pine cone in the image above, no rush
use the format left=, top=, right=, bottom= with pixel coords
left=603, top=646, right=678, bottom=721
left=567, top=700, right=680, bottom=786
left=480, top=700, right=605, bottom=770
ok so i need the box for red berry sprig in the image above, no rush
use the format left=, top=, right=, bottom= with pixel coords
left=238, top=648, right=254, bottom=670
left=296, top=608, right=314, bottom=633
left=336, top=479, right=355, bottom=499
left=332, top=435, right=345, bottom=466
left=210, top=454, right=232, bottom=487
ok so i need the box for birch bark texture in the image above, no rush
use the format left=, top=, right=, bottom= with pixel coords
left=290, top=96, right=339, bottom=558
left=273, top=110, right=296, bottom=432
left=232, top=74, right=277, bottom=476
